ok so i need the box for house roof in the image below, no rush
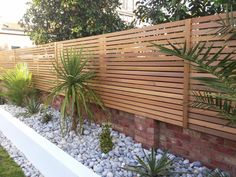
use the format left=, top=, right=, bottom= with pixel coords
left=1, top=23, right=24, bottom=31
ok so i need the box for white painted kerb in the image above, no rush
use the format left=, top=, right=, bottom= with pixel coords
left=0, top=108, right=100, bottom=177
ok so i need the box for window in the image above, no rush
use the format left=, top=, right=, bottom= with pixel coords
left=122, top=0, right=134, bottom=11
left=11, top=46, right=20, bottom=49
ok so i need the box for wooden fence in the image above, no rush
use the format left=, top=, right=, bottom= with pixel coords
left=0, top=13, right=236, bottom=140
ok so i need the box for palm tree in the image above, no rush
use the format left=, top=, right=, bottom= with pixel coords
left=49, top=49, right=104, bottom=134
left=0, top=63, right=33, bottom=106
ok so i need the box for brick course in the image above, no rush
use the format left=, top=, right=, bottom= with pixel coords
left=159, top=123, right=236, bottom=175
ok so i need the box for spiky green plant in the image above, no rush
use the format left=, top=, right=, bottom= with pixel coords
left=124, top=148, right=176, bottom=177
left=154, top=42, right=236, bottom=124
left=26, top=98, right=40, bottom=115
left=206, top=169, right=230, bottom=177
left=0, top=63, right=33, bottom=106
left=49, top=49, right=103, bottom=134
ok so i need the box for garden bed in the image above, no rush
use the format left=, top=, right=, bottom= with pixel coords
left=0, top=104, right=228, bottom=177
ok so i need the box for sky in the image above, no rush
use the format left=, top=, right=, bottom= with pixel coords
left=0, top=0, right=31, bottom=23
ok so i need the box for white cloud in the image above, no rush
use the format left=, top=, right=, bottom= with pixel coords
left=0, top=0, right=31, bottom=22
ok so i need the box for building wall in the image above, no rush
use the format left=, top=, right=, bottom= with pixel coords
left=0, top=32, right=33, bottom=50
left=118, top=0, right=138, bottom=23
left=118, top=0, right=149, bottom=26
left=0, top=23, right=33, bottom=50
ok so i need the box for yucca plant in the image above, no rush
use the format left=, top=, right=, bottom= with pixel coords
left=49, top=49, right=103, bottom=134
left=0, top=63, right=33, bottom=106
left=124, top=148, right=176, bottom=177
left=154, top=42, right=236, bottom=124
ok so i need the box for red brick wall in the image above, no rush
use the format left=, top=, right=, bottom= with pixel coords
left=44, top=93, right=236, bottom=176
left=159, top=123, right=236, bottom=176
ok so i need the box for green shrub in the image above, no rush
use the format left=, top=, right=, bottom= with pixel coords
left=37, top=105, right=53, bottom=123
left=39, top=105, right=53, bottom=123
left=49, top=49, right=104, bottom=134
left=99, top=123, right=113, bottom=154
left=124, top=148, right=176, bottom=177
left=0, top=63, right=33, bottom=106
left=26, top=98, right=40, bottom=115
left=41, top=111, right=53, bottom=124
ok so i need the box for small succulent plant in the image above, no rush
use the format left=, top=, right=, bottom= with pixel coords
left=40, top=106, right=53, bottom=124
left=99, top=123, right=113, bottom=154
left=124, top=148, right=176, bottom=177
left=41, top=112, right=53, bottom=124
left=26, top=98, right=40, bottom=115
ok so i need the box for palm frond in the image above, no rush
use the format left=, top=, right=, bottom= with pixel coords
left=191, top=91, right=236, bottom=124
left=215, top=10, right=236, bottom=41
left=155, top=42, right=236, bottom=93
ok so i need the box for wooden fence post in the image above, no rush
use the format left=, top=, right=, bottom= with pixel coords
left=183, top=19, right=192, bottom=128
left=54, top=42, right=59, bottom=85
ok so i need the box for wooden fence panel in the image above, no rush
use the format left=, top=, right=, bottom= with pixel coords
left=0, top=13, right=236, bottom=139
left=189, top=13, right=236, bottom=140
left=14, top=44, right=57, bottom=91
left=0, top=50, right=15, bottom=70
left=53, top=20, right=187, bottom=126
